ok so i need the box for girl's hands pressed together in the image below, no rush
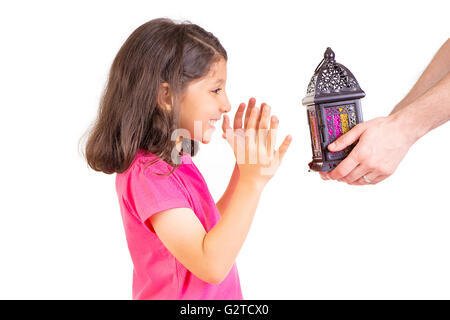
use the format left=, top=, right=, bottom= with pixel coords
left=221, top=97, right=292, bottom=188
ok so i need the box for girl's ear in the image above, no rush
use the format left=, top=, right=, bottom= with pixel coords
left=157, top=82, right=172, bottom=112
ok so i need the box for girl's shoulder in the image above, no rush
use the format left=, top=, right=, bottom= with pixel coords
left=129, top=149, right=192, bottom=174
left=116, top=149, right=183, bottom=193
left=117, top=149, right=193, bottom=182
left=130, top=149, right=174, bottom=174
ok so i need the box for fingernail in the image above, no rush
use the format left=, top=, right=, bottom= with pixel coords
left=329, top=142, right=335, bottom=149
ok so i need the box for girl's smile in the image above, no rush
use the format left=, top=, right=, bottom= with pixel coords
left=179, top=57, right=231, bottom=144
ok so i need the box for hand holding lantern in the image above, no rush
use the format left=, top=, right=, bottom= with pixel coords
left=320, top=116, right=416, bottom=185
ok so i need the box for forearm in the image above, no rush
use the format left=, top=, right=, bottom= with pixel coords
left=391, top=38, right=450, bottom=115
left=390, top=72, right=450, bottom=142
left=203, top=179, right=264, bottom=283
left=215, top=162, right=240, bottom=217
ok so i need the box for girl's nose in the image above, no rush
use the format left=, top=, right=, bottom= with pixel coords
left=220, top=97, right=231, bottom=114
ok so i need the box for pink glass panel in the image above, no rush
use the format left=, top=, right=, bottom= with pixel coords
left=333, top=114, right=342, bottom=139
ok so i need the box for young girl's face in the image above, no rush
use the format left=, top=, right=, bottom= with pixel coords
left=179, top=57, right=231, bottom=144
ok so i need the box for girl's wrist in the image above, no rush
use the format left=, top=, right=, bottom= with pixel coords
left=237, top=175, right=266, bottom=193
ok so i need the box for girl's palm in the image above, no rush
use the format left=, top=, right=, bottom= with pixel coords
left=221, top=97, right=292, bottom=184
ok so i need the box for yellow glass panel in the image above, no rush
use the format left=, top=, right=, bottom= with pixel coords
left=340, top=113, right=349, bottom=134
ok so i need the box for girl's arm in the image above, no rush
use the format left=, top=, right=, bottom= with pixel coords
left=150, top=101, right=291, bottom=284
left=215, top=162, right=240, bottom=218
left=149, top=178, right=264, bottom=285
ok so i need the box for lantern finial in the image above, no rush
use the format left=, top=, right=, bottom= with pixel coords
left=324, top=47, right=335, bottom=61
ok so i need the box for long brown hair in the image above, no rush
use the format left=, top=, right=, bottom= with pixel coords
left=80, top=18, right=227, bottom=174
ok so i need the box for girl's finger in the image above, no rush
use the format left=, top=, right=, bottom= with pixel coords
left=246, top=106, right=259, bottom=131
left=274, top=135, right=292, bottom=164
left=233, top=103, right=246, bottom=130
left=267, top=115, right=278, bottom=156
left=244, top=97, right=256, bottom=129
left=257, top=102, right=266, bottom=127
left=222, top=114, right=232, bottom=132
left=258, top=104, right=270, bottom=130
left=222, top=115, right=233, bottom=141
left=257, top=104, right=269, bottom=164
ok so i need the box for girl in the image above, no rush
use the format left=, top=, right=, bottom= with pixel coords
left=83, top=18, right=292, bottom=300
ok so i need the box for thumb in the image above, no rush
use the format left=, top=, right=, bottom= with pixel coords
left=328, top=123, right=365, bottom=152
left=222, top=115, right=232, bottom=140
left=274, top=135, right=292, bottom=163
left=222, top=115, right=231, bottom=134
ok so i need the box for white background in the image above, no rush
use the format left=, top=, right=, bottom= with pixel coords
left=0, top=0, right=449, bottom=299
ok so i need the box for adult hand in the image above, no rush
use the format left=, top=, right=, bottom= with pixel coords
left=320, top=115, right=417, bottom=185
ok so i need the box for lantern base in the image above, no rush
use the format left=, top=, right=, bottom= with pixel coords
left=308, top=160, right=343, bottom=172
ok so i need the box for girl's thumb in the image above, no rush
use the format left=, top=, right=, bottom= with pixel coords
left=275, top=134, right=292, bottom=163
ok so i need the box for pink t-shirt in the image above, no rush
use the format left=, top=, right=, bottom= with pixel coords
left=115, top=148, right=243, bottom=300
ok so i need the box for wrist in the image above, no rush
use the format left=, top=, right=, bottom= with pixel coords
left=237, top=176, right=266, bottom=193
left=388, top=104, right=427, bottom=145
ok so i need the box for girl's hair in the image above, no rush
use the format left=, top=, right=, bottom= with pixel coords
left=80, top=18, right=227, bottom=174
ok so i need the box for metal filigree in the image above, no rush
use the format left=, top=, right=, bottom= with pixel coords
left=306, top=75, right=317, bottom=96
left=316, top=62, right=357, bottom=93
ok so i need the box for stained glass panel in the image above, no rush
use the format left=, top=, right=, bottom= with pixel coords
left=324, top=103, right=357, bottom=159
left=308, top=109, right=322, bottom=158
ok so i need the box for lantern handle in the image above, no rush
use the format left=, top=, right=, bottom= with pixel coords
left=314, top=57, right=325, bottom=74
left=314, top=47, right=335, bottom=73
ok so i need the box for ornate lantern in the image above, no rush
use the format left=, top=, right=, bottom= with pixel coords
left=302, top=47, right=365, bottom=172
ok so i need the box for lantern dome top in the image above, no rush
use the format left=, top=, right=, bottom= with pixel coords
left=302, top=47, right=365, bottom=105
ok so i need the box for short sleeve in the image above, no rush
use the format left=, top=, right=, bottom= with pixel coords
left=129, top=164, right=192, bottom=223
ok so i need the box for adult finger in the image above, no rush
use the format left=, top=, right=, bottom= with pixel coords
left=319, top=172, right=329, bottom=180
left=370, top=175, right=389, bottom=185
left=341, top=164, right=370, bottom=184
left=233, top=103, right=246, bottom=130
left=327, top=154, right=359, bottom=180
left=328, top=123, right=366, bottom=152
left=244, top=97, right=256, bottom=129
left=350, top=172, right=379, bottom=185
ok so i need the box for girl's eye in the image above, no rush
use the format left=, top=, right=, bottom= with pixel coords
left=212, top=88, right=222, bottom=94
